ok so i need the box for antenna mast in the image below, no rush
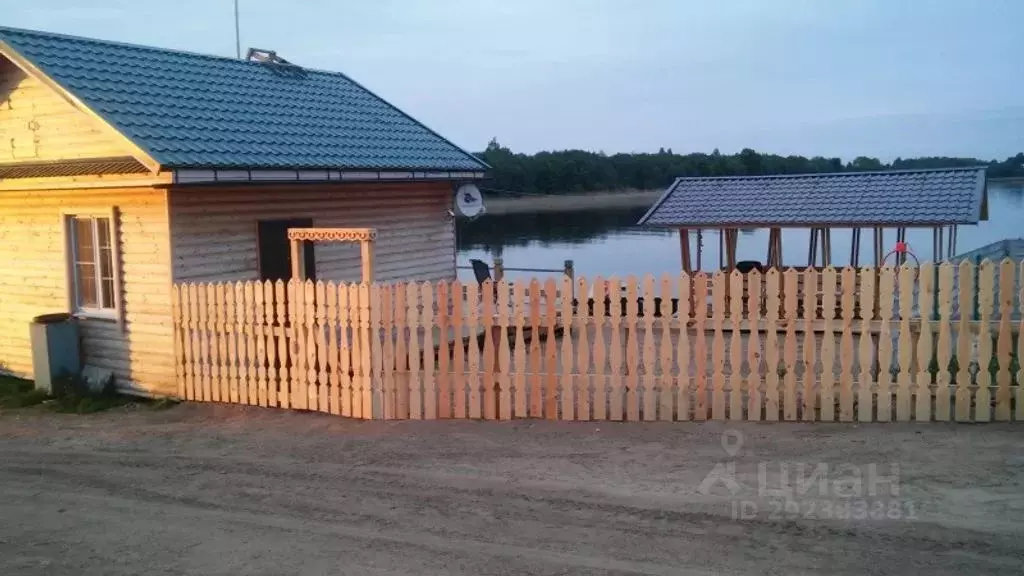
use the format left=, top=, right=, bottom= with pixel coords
left=234, top=0, right=241, bottom=58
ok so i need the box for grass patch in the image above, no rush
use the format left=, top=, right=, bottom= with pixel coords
left=0, top=374, right=178, bottom=414
left=48, top=378, right=135, bottom=414
left=0, top=376, right=49, bottom=408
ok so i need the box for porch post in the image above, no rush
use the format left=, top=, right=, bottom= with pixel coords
left=290, top=237, right=301, bottom=280
left=360, top=239, right=375, bottom=283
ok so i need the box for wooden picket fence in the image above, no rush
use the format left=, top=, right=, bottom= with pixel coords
left=171, top=260, right=1024, bottom=423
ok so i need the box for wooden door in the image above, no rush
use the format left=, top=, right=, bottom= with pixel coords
left=258, top=218, right=316, bottom=282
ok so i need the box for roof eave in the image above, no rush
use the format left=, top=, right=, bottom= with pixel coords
left=636, top=177, right=680, bottom=226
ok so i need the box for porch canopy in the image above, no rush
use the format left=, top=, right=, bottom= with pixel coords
left=636, top=167, right=989, bottom=272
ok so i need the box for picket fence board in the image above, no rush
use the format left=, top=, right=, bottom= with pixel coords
left=676, top=273, right=692, bottom=421
left=608, top=277, right=624, bottom=421
left=693, top=274, right=708, bottom=421
left=956, top=261, right=974, bottom=421
left=642, top=275, right=657, bottom=422
left=995, top=259, right=1015, bottom=421
left=877, top=268, right=895, bottom=422
left=857, top=269, right=876, bottom=422
left=764, top=270, right=780, bottom=421
left=935, top=264, right=954, bottom=421
left=747, top=270, right=763, bottom=422
left=801, top=268, right=817, bottom=422
left=512, top=281, right=528, bottom=418
left=1018, top=263, right=1024, bottom=422
left=578, top=277, right=594, bottom=421
left=729, top=271, right=744, bottom=421
left=273, top=281, right=286, bottom=409
left=976, top=262, right=995, bottom=422
left=782, top=269, right=799, bottom=421
left=563, top=276, right=578, bottom=420
left=710, top=273, right=726, bottom=421
left=897, top=266, right=914, bottom=422
left=481, top=280, right=497, bottom=421
left=592, top=277, right=608, bottom=421
left=659, top=275, right=675, bottom=422
left=839, top=267, right=856, bottom=421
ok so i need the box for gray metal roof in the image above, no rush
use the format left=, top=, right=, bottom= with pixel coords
left=0, top=26, right=488, bottom=172
left=944, top=238, right=1024, bottom=322
left=637, top=167, right=988, bottom=228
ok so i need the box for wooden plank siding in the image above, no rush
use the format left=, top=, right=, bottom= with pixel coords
left=0, top=56, right=129, bottom=164
left=0, top=186, right=175, bottom=395
left=168, top=183, right=457, bottom=284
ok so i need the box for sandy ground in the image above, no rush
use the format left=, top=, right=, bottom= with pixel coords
left=1, top=405, right=1023, bottom=576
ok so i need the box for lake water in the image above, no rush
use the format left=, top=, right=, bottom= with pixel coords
left=457, top=182, right=1024, bottom=282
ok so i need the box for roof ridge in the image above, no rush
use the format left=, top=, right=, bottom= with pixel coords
left=0, top=24, right=253, bottom=66
left=673, top=166, right=988, bottom=181
left=0, top=24, right=396, bottom=82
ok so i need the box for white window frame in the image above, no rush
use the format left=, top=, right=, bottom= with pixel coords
left=62, top=207, right=123, bottom=324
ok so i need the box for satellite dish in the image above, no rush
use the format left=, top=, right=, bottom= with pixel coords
left=454, top=183, right=486, bottom=218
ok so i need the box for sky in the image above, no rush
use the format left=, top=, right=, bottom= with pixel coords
left=4, top=0, right=1023, bottom=160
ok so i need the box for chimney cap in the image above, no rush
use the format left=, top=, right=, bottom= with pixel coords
left=245, top=47, right=291, bottom=65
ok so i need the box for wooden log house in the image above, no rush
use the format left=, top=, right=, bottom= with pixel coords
left=0, top=26, right=487, bottom=396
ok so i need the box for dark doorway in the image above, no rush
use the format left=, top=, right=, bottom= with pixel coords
left=258, top=218, right=316, bottom=282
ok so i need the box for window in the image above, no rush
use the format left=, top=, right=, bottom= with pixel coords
left=68, top=215, right=116, bottom=315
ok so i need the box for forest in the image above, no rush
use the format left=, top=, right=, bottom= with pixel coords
left=475, top=139, right=1024, bottom=195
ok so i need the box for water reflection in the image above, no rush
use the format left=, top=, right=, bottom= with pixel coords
left=456, top=206, right=666, bottom=253
left=457, top=183, right=1024, bottom=281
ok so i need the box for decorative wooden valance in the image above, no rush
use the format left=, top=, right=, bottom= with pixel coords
left=289, top=227, right=377, bottom=282
left=287, top=228, right=377, bottom=243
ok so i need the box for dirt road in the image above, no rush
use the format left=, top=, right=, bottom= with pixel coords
left=1, top=405, right=1022, bottom=575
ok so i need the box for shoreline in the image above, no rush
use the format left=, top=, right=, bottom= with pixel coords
left=482, top=189, right=661, bottom=215
left=479, top=178, right=1022, bottom=217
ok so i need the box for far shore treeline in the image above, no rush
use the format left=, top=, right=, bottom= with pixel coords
left=476, top=138, right=1024, bottom=195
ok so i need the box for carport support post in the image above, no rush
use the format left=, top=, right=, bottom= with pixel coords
left=679, top=228, right=692, bottom=273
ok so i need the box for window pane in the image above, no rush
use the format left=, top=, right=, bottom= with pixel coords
left=101, top=278, right=115, bottom=309
left=99, top=246, right=113, bottom=281
left=76, top=262, right=97, bottom=308
left=96, top=218, right=111, bottom=249
left=97, top=218, right=115, bottom=309
left=75, top=218, right=95, bottom=263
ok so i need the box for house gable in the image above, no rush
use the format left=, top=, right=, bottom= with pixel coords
left=0, top=55, right=142, bottom=171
